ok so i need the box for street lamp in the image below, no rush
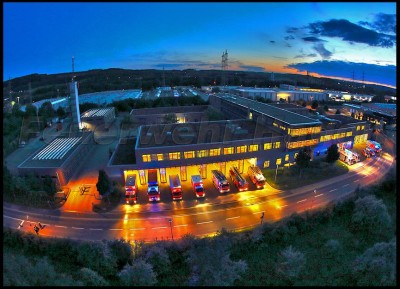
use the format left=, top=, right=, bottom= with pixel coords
left=274, top=164, right=279, bottom=182
left=168, top=218, right=174, bottom=241
left=260, top=212, right=264, bottom=224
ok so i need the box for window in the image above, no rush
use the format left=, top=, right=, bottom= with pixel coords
left=346, top=131, right=353, bottom=137
left=184, top=151, right=195, bottom=159
left=361, top=125, right=365, bottom=130
left=264, top=143, right=272, bottom=150
left=294, top=152, right=298, bottom=160
left=249, top=144, right=259, bottom=152
left=285, top=154, right=289, bottom=162
left=273, top=142, right=281, bottom=149
left=197, top=150, right=208, bottom=158
left=236, top=145, right=247, bottom=153
left=142, top=154, right=151, bottom=162
left=356, top=125, right=360, bottom=131
left=223, top=147, right=234, bottom=155
left=276, top=158, right=282, bottom=165
left=263, top=160, right=270, bottom=168
left=249, top=112, right=253, bottom=120
left=169, top=152, right=181, bottom=160
left=209, top=148, right=221, bottom=156
left=157, top=154, right=164, bottom=161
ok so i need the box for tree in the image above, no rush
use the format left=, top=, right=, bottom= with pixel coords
left=311, top=100, right=318, bottom=109
left=143, top=243, right=171, bottom=278
left=3, top=164, right=14, bottom=199
left=118, top=259, right=157, bottom=286
left=76, top=241, right=117, bottom=278
left=295, top=147, right=311, bottom=177
left=335, top=108, right=341, bottom=114
left=56, top=106, right=66, bottom=118
left=79, top=267, right=109, bottom=286
left=351, top=195, right=391, bottom=237
left=108, top=238, right=133, bottom=270
left=163, top=113, right=178, bottom=124
left=276, top=246, right=306, bottom=282
left=42, top=175, right=57, bottom=196
left=325, top=144, right=340, bottom=163
left=186, top=238, right=247, bottom=286
left=24, top=104, right=38, bottom=117
left=96, top=170, right=110, bottom=201
left=39, top=101, right=55, bottom=120
left=352, top=239, right=396, bottom=286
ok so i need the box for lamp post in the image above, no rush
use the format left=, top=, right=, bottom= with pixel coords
left=168, top=218, right=174, bottom=241
left=260, top=212, right=264, bottom=224
left=274, top=164, right=279, bottom=182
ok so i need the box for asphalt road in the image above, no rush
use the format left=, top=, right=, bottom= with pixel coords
left=3, top=147, right=395, bottom=242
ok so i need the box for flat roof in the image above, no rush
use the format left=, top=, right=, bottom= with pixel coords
left=137, top=119, right=281, bottom=148
left=219, top=95, right=322, bottom=126
left=18, top=135, right=86, bottom=168
left=81, top=107, right=114, bottom=118
left=131, top=105, right=208, bottom=116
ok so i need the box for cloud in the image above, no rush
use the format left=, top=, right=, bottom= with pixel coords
left=273, top=56, right=287, bottom=60
left=359, top=13, right=396, bottom=34
left=285, top=60, right=396, bottom=87
left=294, top=53, right=317, bottom=59
left=284, top=35, right=295, bottom=41
left=308, top=19, right=396, bottom=48
left=286, top=27, right=299, bottom=33
left=302, top=36, right=325, bottom=42
left=239, top=65, right=266, bottom=72
left=270, top=40, right=276, bottom=44
left=312, top=43, right=332, bottom=59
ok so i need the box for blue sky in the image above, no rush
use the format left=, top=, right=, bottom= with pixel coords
left=3, top=2, right=396, bottom=88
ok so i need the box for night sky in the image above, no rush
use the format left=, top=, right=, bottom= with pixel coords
left=3, top=2, right=396, bottom=88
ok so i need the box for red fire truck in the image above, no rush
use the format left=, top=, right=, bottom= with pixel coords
left=191, top=175, right=205, bottom=198
left=247, top=165, right=266, bottom=189
left=169, top=174, right=183, bottom=201
left=229, top=166, right=249, bottom=191
left=125, top=174, right=137, bottom=205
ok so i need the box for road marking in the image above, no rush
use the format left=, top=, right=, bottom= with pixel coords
left=280, top=204, right=288, bottom=208
left=3, top=215, right=22, bottom=221
left=297, top=199, right=307, bottom=203
left=71, top=227, right=84, bottom=230
left=197, top=221, right=213, bottom=225
left=152, top=226, right=168, bottom=230
left=314, top=194, right=323, bottom=198
left=109, top=228, right=122, bottom=231
left=353, top=180, right=359, bottom=183
left=89, top=228, right=103, bottom=231
left=64, top=210, right=79, bottom=213
left=329, top=189, right=337, bottom=192
left=129, top=228, right=145, bottom=231
left=55, top=225, right=67, bottom=228
left=226, top=216, right=240, bottom=220
left=343, top=184, right=349, bottom=187
left=173, top=224, right=188, bottom=227
left=363, top=176, right=368, bottom=178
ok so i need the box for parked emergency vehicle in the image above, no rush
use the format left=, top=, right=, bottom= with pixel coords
left=211, top=170, right=230, bottom=193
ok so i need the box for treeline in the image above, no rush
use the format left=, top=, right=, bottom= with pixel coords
left=4, top=68, right=395, bottom=105
left=3, top=169, right=396, bottom=286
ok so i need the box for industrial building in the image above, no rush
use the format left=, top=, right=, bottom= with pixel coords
left=343, top=103, right=396, bottom=129
left=130, top=105, right=210, bottom=125
left=233, top=87, right=327, bottom=102
left=18, top=132, right=94, bottom=186
left=107, top=94, right=370, bottom=183
left=81, top=107, right=116, bottom=130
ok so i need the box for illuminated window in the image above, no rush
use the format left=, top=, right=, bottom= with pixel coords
left=249, top=112, right=253, bottom=120
left=356, top=126, right=360, bottom=131
left=294, top=153, right=298, bottom=160
left=273, top=142, right=281, bottom=149
left=264, top=143, right=272, bottom=150
left=142, top=154, right=151, bottom=162
left=346, top=131, right=352, bottom=137
left=361, top=125, right=365, bottom=130
left=264, top=160, right=270, bottom=168
left=223, top=147, right=234, bottom=155
left=197, top=150, right=208, bottom=158
left=236, top=145, right=247, bottom=153
left=157, top=154, right=164, bottom=161
left=169, top=152, right=181, bottom=160
left=209, top=148, right=221, bottom=156
left=184, top=151, right=195, bottom=159
left=276, top=158, right=282, bottom=165
left=249, top=144, right=259, bottom=152
left=285, top=154, right=289, bottom=161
